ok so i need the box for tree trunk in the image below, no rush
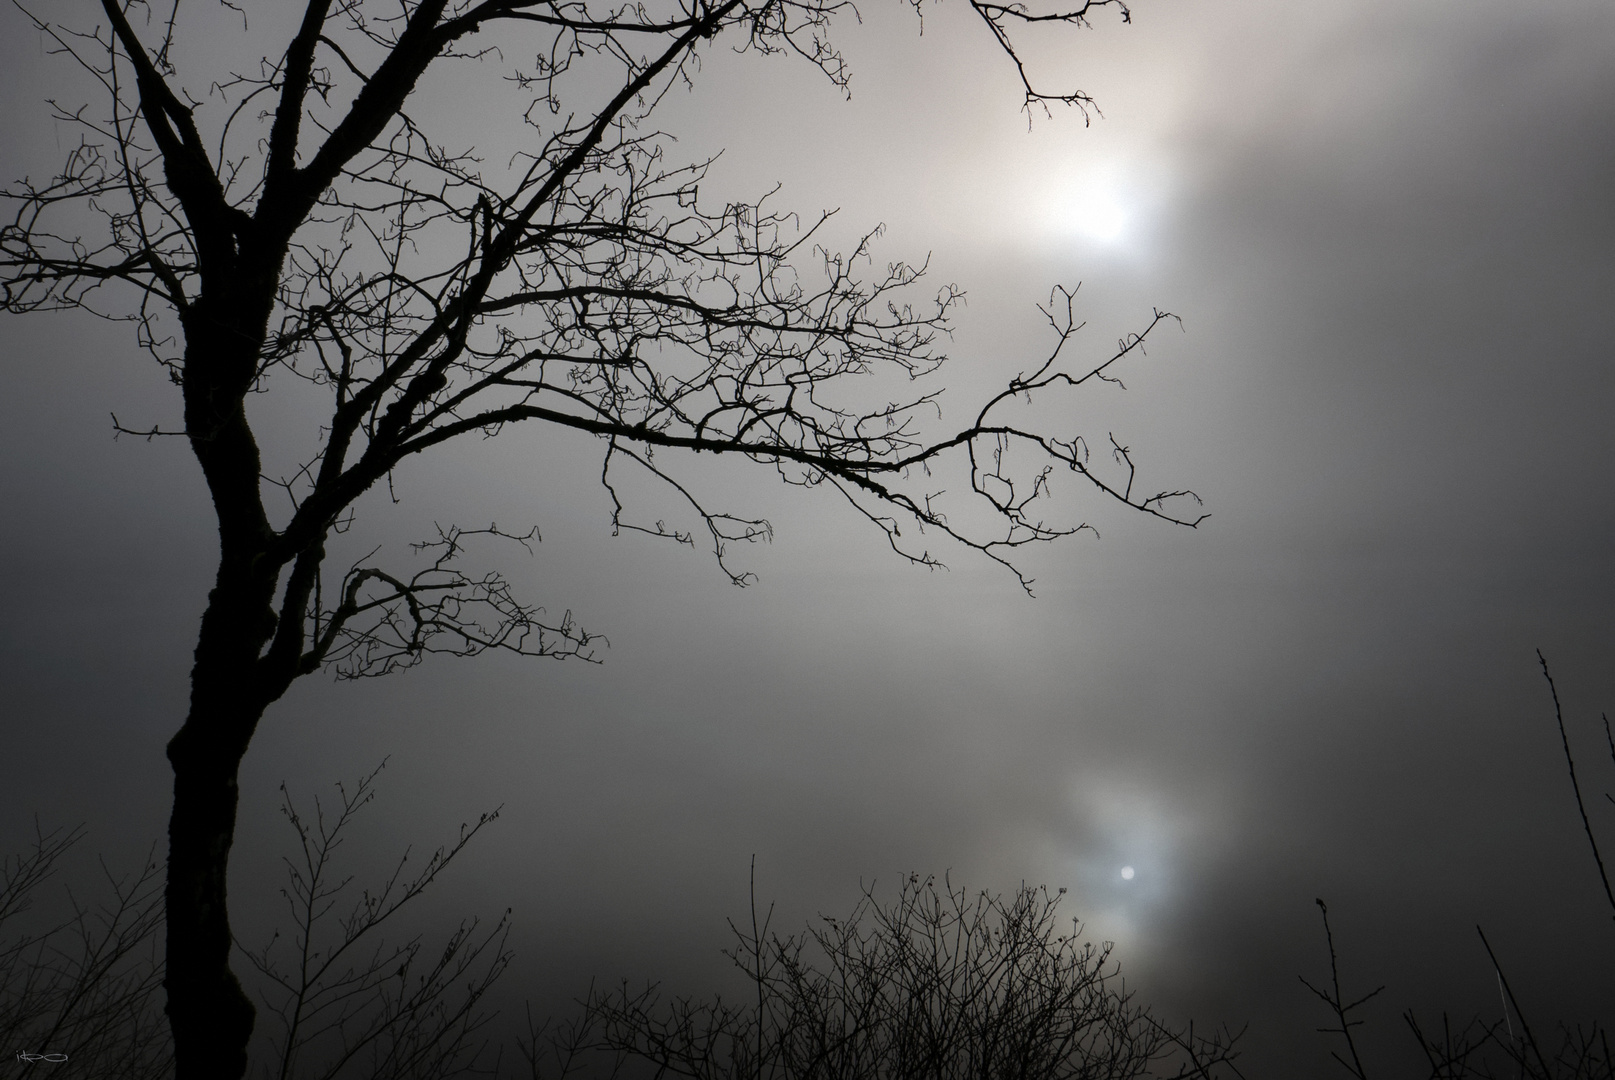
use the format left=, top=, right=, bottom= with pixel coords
left=160, top=239, right=289, bottom=1078
left=165, top=736, right=257, bottom=1080
left=164, top=563, right=279, bottom=1080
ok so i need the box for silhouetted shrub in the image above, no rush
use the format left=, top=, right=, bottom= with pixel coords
left=0, top=824, right=170, bottom=1078
left=521, top=870, right=1243, bottom=1080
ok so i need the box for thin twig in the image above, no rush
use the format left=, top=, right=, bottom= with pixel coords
left=1476, top=926, right=1551, bottom=1080
left=1300, top=898, right=1382, bottom=1080
left=1538, top=650, right=1615, bottom=923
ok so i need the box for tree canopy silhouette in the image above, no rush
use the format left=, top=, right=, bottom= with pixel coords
left=1, top=0, right=1204, bottom=1076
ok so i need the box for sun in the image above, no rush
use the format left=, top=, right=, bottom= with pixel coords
left=1120, top=866, right=1136, bottom=881
left=1025, top=156, right=1172, bottom=255
left=1065, top=178, right=1130, bottom=245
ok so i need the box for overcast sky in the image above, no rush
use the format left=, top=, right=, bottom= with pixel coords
left=2, top=0, right=1613, bottom=1075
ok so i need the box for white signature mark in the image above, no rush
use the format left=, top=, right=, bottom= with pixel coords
left=14, top=1052, right=68, bottom=1063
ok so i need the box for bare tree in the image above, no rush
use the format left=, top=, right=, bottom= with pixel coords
left=1, top=0, right=1205, bottom=1076
left=520, top=870, right=1243, bottom=1080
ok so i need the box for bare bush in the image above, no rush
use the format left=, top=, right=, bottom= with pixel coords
left=521, top=869, right=1244, bottom=1080
left=0, top=824, right=170, bottom=1078
left=240, top=762, right=511, bottom=1080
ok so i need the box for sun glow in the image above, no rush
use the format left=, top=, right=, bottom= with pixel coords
left=1039, top=160, right=1167, bottom=251
left=1059, top=170, right=1133, bottom=244
left=978, top=150, right=1174, bottom=258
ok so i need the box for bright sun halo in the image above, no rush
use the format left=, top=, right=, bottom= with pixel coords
left=1120, top=866, right=1136, bottom=880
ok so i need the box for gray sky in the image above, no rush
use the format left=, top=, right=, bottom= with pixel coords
left=2, top=0, right=1614, bottom=1075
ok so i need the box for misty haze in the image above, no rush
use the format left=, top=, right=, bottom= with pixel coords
left=2, top=0, right=1613, bottom=1078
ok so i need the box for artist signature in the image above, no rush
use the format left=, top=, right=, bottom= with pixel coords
left=13, top=1052, right=67, bottom=1063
